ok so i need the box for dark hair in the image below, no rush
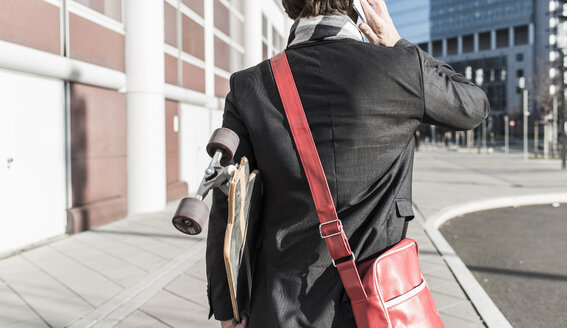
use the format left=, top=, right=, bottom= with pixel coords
left=282, top=0, right=354, bottom=20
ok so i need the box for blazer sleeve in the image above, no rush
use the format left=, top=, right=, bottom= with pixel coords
left=206, top=73, right=257, bottom=321
left=395, top=39, right=490, bottom=130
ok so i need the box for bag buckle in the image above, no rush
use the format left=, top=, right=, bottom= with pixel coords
left=332, top=253, right=356, bottom=267
left=319, top=219, right=344, bottom=239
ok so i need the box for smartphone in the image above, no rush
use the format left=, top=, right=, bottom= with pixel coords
left=353, top=0, right=367, bottom=24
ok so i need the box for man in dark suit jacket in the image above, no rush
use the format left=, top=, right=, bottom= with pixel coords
left=207, top=1, right=489, bottom=327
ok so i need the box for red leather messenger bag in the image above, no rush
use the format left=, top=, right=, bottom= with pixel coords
left=270, top=51, right=445, bottom=328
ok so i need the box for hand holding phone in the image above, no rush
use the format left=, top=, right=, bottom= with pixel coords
left=357, top=0, right=401, bottom=47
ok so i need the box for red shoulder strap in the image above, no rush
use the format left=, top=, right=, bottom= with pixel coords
left=270, top=52, right=367, bottom=302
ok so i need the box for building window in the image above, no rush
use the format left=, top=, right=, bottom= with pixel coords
left=494, top=68, right=501, bottom=81
left=479, top=31, right=491, bottom=51
left=417, top=42, right=428, bottom=52
left=462, top=34, right=474, bottom=53
left=514, top=25, right=529, bottom=46
left=182, top=15, right=205, bottom=60
left=447, top=37, right=458, bottom=55
left=214, top=0, right=230, bottom=36
left=272, top=27, right=284, bottom=54
left=516, top=53, right=524, bottom=62
left=516, top=69, right=524, bottom=78
left=164, top=3, right=177, bottom=47
left=432, top=40, right=442, bottom=57
left=496, top=28, right=509, bottom=48
left=262, top=14, right=268, bottom=39
left=74, top=0, right=122, bottom=21
left=182, top=0, right=204, bottom=17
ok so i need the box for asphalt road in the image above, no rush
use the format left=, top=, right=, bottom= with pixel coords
left=440, top=203, right=567, bottom=328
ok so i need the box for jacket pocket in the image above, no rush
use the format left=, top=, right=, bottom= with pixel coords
left=395, top=199, right=415, bottom=221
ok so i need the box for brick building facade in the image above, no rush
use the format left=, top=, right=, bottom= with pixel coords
left=0, top=0, right=290, bottom=255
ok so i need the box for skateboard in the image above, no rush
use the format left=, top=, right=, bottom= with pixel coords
left=224, top=156, right=262, bottom=321
left=172, top=128, right=262, bottom=322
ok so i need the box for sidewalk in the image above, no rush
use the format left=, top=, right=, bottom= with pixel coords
left=1, top=149, right=566, bottom=328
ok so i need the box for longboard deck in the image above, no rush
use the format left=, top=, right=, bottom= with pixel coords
left=223, top=157, right=262, bottom=322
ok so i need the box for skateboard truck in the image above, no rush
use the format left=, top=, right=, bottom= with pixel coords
left=172, top=128, right=240, bottom=235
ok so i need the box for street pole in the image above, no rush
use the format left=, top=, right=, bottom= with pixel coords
left=553, top=97, right=559, bottom=157
left=504, top=115, right=509, bottom=153
left=559, top=89, right=567, bottom=170
left=534, top=122, right=539, bottom=158
left=482, top=119, right=487, bottom=150
left=560, top=49, right=567, bottom=169
left=431, top=125, right=436, bottom=145
left=523, top=89, right=529, bottom=161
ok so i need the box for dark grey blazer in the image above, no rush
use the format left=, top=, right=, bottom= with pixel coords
left=206, top=38, right=489, bottom=328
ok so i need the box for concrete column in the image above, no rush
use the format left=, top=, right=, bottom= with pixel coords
left=442, top=38, right=447, bottom=57
left=474, top=33, right=479, bottom=52
left=125, top=0, right=166, bottom=213
left=244, top=0, right=262, bottom=68
left=458, top=35, right=463, bottom=54
left=509, top=27, right=515, bottom=47
left=529, top=23, right=535, bottom=45
left=491, top=30, right=496, bottom=50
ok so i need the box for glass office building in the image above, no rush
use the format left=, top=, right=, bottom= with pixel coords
left=389, top=0, right=552, bottom=139
left=388, top=0, right=430, bottom=44
left=430, top=0, right=532, bottom=40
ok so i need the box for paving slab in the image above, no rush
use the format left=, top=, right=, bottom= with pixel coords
left=164, top=272, right=209, bottom=309
left=438, top=314, right=485, bottom=328
left=114, top=310, right=171, bottom=328
left=22, top=245, right=124, bottom=307
left=139, top=290, right=215, bottom=328
left=0, top=280, right=49, bottom=328
left=0, top=255, right=94, bottom=327
left=440, top=301, right=487, bottom=324
left=77, top=232, right=171, bottom=273
left=49, top=239, right=148, bottom=289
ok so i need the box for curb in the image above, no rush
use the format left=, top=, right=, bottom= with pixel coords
left=423, top=193, right=567, bottom=328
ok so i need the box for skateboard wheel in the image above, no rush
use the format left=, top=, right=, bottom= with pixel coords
left=206, top=128, right=240, bottom=163
left=172, top=197, right=210, bottom=235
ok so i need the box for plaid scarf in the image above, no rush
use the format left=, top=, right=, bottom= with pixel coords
left=287, top=13, right=364, bottom=47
